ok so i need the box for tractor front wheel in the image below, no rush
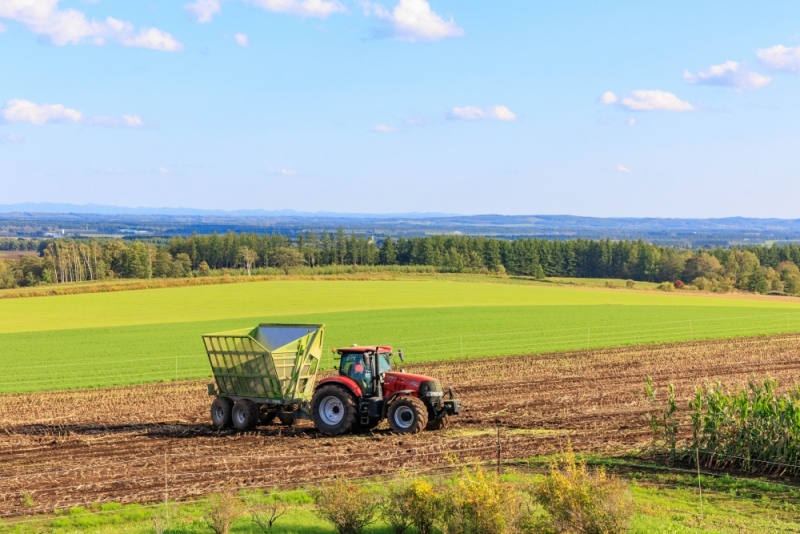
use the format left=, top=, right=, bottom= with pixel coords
left=232, top=399, right=259, bottom=431
left=210, top=397, right=233, bottom=429
left=388, top=397, right=428, bottom=434
left=311, top=385, right=357, bottom=435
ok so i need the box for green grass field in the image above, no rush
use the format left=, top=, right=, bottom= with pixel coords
left=3, top=277, right=800, bottom=393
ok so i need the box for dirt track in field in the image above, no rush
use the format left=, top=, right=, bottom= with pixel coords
left=2, top=334, right=800, bottom=517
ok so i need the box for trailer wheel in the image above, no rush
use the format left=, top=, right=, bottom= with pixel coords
left=426, top=416, right=448, bottom=431
left=388, top=397, right=428, bottom=434
left=311, top=385, right=356, bottom=435
left=232, top=400, right=259, bottom=431
left=210, top=397, right=233, bottom=429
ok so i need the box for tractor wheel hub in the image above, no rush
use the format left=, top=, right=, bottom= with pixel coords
left=319, top=396, right=345, bottom=425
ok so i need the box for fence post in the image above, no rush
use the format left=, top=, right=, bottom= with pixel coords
left=696, top=444, right=702, bottom=521
left=164, top=450, right=169, bottom=523
left=496, top=424, right=501, bottom=476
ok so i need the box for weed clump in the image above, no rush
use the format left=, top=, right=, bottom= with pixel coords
left=382, top=477, right=440, bottom=534
left=533, top=450, right=634, bottom=534
left=440, top=466, right=524, bottom=534
left=311, top=477, right=379, bottom=534
left=204, top=490, right=244, bottom=534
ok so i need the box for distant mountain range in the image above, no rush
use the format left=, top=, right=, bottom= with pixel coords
left=2, top=204, right=800, bottom=246
left=0, top=203, right=456, bottom=219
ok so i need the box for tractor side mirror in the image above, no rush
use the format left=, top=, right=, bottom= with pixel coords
left=398, top=349, right=405, bottom=363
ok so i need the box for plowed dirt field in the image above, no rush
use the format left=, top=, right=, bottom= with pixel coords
left=3, top=334, right=800, bottom=518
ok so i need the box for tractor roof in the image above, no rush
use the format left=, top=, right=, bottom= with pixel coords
left=336, top=345, right=393, bottom=354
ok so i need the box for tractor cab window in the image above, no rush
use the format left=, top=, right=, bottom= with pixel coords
left=339, top=352, right=374, bottom=396
left=377, top=353, right=392, bottom=375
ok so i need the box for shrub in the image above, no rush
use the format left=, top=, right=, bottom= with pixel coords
left=657, top=282, right=675, bottom=292
left=440, top=465, right=523, bottom=534
left=534, top=449, right=634, bottom=534
left=248, top=491, right=288, bottom=532
left=204, top=490, right=244, bottom=534
left=311, top=477, right=379, bottom=534
left=382, top=478, right=440, bottom=534
left=673, top=279, right=685, bottom=289
left=625, top=280, right=635, bottom=289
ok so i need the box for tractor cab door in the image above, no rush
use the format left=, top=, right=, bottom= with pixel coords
left=339, top=352, right=374, bottom=396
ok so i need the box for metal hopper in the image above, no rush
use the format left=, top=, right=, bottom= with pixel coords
left=202, top=323, right=324, bottom=405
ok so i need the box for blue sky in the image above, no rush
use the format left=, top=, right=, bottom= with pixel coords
left=2, top=1, right=800, bottom=217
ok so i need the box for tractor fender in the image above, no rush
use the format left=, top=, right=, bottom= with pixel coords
left=382, top=389, right=415, bottom=418
left=316, top=375, right=363, bottom=398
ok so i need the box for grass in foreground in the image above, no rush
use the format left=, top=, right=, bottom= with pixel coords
left=3, top=464, right=799, bottom=533
left=2, top=277, right=800, bottom=393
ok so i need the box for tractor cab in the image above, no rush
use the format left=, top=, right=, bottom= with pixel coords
left=335, top=345, right=394, bottom=397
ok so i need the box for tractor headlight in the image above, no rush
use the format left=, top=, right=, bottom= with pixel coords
left=419, top=380, right=444, bottom=398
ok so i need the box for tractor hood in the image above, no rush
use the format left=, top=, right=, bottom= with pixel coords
left=384, top=372, right=437, bottom=388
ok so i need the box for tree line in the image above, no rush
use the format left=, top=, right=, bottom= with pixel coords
left=2, top=231, right=800, bottom=295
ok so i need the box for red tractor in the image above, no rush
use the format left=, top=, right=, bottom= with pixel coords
left=310, top=345, right=461, bottom=435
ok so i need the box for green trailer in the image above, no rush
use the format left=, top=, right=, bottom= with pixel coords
left=202, top=323, right=324, bottom=430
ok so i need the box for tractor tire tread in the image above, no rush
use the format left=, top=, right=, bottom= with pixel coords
left=232, top=399, right=259, bottom=431
left=210, top=397, right=234, bottom=429
left=388, top=396, right=428, bottom=434
left=311, top=385, right=357, bottom=436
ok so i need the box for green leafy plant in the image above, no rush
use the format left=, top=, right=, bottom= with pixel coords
left=440, top=465, right=523, bottom=534
left=311, top=477, right=379, bottom=534
left=533, top=449, right=634, bottom=534
left=382, top=477, right=441, bottom=534
left=204, top=490, right=244, bottom=534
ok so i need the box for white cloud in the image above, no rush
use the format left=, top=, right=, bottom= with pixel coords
left=683, top=61, right=771, bottom=91
left=757, top=45, right=800, bottom=74
left=234, top=32, right=248, bottom=46
left=0, top=0, right=184, bottom=51
left=626, top=118, right=636, bottom=126
left=250, top=0, right=345, bottom=18
left=598, top=91, right=618, bottom=104
left=1, top=100, right=149, bottom=128
left=0, top=133, right=23, bottom=144
left=184, top=0, right=221, bottom=23
left=158, top=167, right=169, bottom=175
left=267, top=167, right=299, bottom=176
left=1, top=99, right=82, bottom=125
left=88, top=115, right=146, bottom=128
left=600, top=90, right=696, bottom=112
left=371, top=124, right=400, bottom=132
left=616, top=164, right=632, bottom=173
left=447, top=105, right=516, bottom=121
left=361, top=0, right=463, bottom=42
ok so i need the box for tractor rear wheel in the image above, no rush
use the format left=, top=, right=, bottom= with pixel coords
left=426, top=416, right=448, bottom=431
left=232, top=400, right=259, bottom=431
left=311, top=385, right=357, bottom=435
left=210, top=397, right=233, bottom=429
left=388, top=397, right=428, bottom=434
